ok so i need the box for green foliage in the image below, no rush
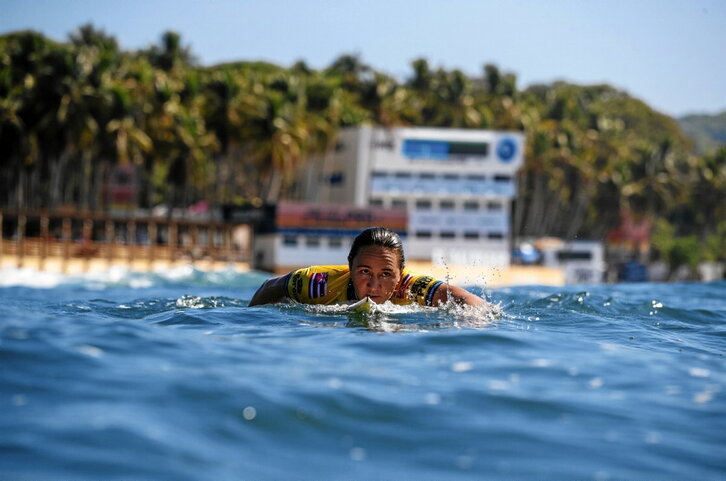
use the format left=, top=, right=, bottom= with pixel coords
left=651, top=219, right=701, bottom=278
left=704, top=221, right=726, bottom=263
left=678, top=111, right=726, bottom=155
left=0, top=26, right=723, bottom=277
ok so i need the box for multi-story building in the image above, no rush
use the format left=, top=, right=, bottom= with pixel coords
left=278, top=126, right=524, bottom=269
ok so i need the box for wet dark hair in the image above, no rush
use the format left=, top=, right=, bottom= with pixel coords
left=348, top=227, right=405, bottom=270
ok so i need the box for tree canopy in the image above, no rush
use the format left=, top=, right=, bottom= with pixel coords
left=1, top=26, right=723, bottom=266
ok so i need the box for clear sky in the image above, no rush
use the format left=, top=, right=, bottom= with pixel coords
left=2, top=0, right=724, bottom=117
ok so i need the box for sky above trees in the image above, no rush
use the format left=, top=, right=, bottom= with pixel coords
left=2, top=0, right=725, bottom=118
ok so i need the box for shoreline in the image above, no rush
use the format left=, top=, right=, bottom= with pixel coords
left=1, top=254, right=250, bottom=276
left=405, top=260, right=565, bottom=288
left=2, top=254, right=564, bottom=287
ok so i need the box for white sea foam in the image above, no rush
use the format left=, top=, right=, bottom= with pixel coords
left=0, top=265, right=255, bottom=289
left=0, top=268, right=66, bottom=288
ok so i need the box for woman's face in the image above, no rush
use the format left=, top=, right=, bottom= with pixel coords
left=349, top=245, right=402, bottom=303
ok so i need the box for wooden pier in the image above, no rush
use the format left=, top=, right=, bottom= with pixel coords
left=0, top=209, right=251, bottom=273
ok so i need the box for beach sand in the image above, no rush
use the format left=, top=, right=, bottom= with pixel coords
left=406, top=260, right=564, bottom=288
left=2, top=254, right=564, bottom=288
left=1, top=254, right=250, bottom=276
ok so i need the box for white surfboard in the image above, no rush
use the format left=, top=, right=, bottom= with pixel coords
left=344, top=297, right=376, bottom=314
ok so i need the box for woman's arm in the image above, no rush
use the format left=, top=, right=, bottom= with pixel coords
left=248, top=275, right=290, bottom=306
left=431, top=284, right=486, bottom=307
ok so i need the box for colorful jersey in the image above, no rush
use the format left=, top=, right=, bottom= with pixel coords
left=284, top=265, right=445, bottom=306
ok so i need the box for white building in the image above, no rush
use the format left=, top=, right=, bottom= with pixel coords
left=253, top=202, right=407, bottom=273
left=280, top=126, right=524, bottom=269
left=539, top=240, right=606, bottom=284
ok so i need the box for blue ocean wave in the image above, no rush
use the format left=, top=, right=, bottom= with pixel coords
left=0, top=271, right=724, bottom=480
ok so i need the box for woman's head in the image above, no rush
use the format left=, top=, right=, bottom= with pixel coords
left=347, top=228, right=405, bottom=303
left=348, top=227, right=405, bottom=270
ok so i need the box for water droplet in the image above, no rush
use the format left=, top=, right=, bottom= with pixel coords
left=452, top=362, right=473, bottom=372
left=78, top=345, right=103, bottom=358
left=349, top=447, right=366, bottom=461
left=689, top=367, right=710, bottom=378
left=243, top=406, right=257, bottom=420
left=693, top=391, right=713, bottom=404
left=589, top=377, right=603, bottom=389
left=425, top=392, right=441, bottom=405
left=488, top=380, right=509, bottom=391
left=532, top=358, right=551, bottom=367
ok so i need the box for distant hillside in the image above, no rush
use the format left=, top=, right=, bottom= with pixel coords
left=677, top=111, right=726, bottom=155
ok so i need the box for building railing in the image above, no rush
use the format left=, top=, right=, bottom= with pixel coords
left=0, top=209, right=251, bottom=272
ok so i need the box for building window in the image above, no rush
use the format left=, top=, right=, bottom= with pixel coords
left=415, top=231, right=432, bottom=239
left=392, top=199, right=407, bottom=209
left=487, top=232, right=504, bottom=240
left=420, top=172, right=436, bottom=180
left=556, top=251, right=593, bottom=261
left=395, top=172, right=412, bottom=179
left=283, top=235, right=298, bottom=246
left=464, top=232, right=480, bottom=240
left=305, top=236, right=320, bottom=247
left=487, top=201, right=503, bottom=211
left=494, top=174, right=511, bottom=182
left=328, top=172, right=344, bottom=185
left=443, top=173, right=459, bottom=181
left=467, top=174, right=486, bottom=182
left=369, top=198, right=384, bottom=207
left=463, top=201, right=479, bottom=211
left=440, top=200, right=455, bottom=210
left=440, top=231, right=456, bottom=239
left=449, top=141, right=489, bottom=156
left=372, top=171, right=388, bottom=179
left=329, top=237, right=343, bottom=248
left=415, top=199, right=432, bottom=210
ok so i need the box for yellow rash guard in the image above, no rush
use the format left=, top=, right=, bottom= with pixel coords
left=284, top=265, right=445, bottom=306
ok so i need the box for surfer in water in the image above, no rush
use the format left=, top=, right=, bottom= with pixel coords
left=249, top=227, right=485, bottom=307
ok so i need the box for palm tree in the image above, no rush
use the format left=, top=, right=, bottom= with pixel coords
left=691, top=148, right=726, bottom=242
left=148, top=31, right=196, bottom=72
left=432, top=68, right=481, bottom=128
left=1, top=31, right=56, bottom=209
left=200, top=68, right=259, bottom=205
left=358, top=71, right=417, bottom=127
left=243, top=73, right=311, bottom=202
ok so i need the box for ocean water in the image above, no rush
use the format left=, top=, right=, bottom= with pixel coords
left=1, top=266, right=724, bottom=481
